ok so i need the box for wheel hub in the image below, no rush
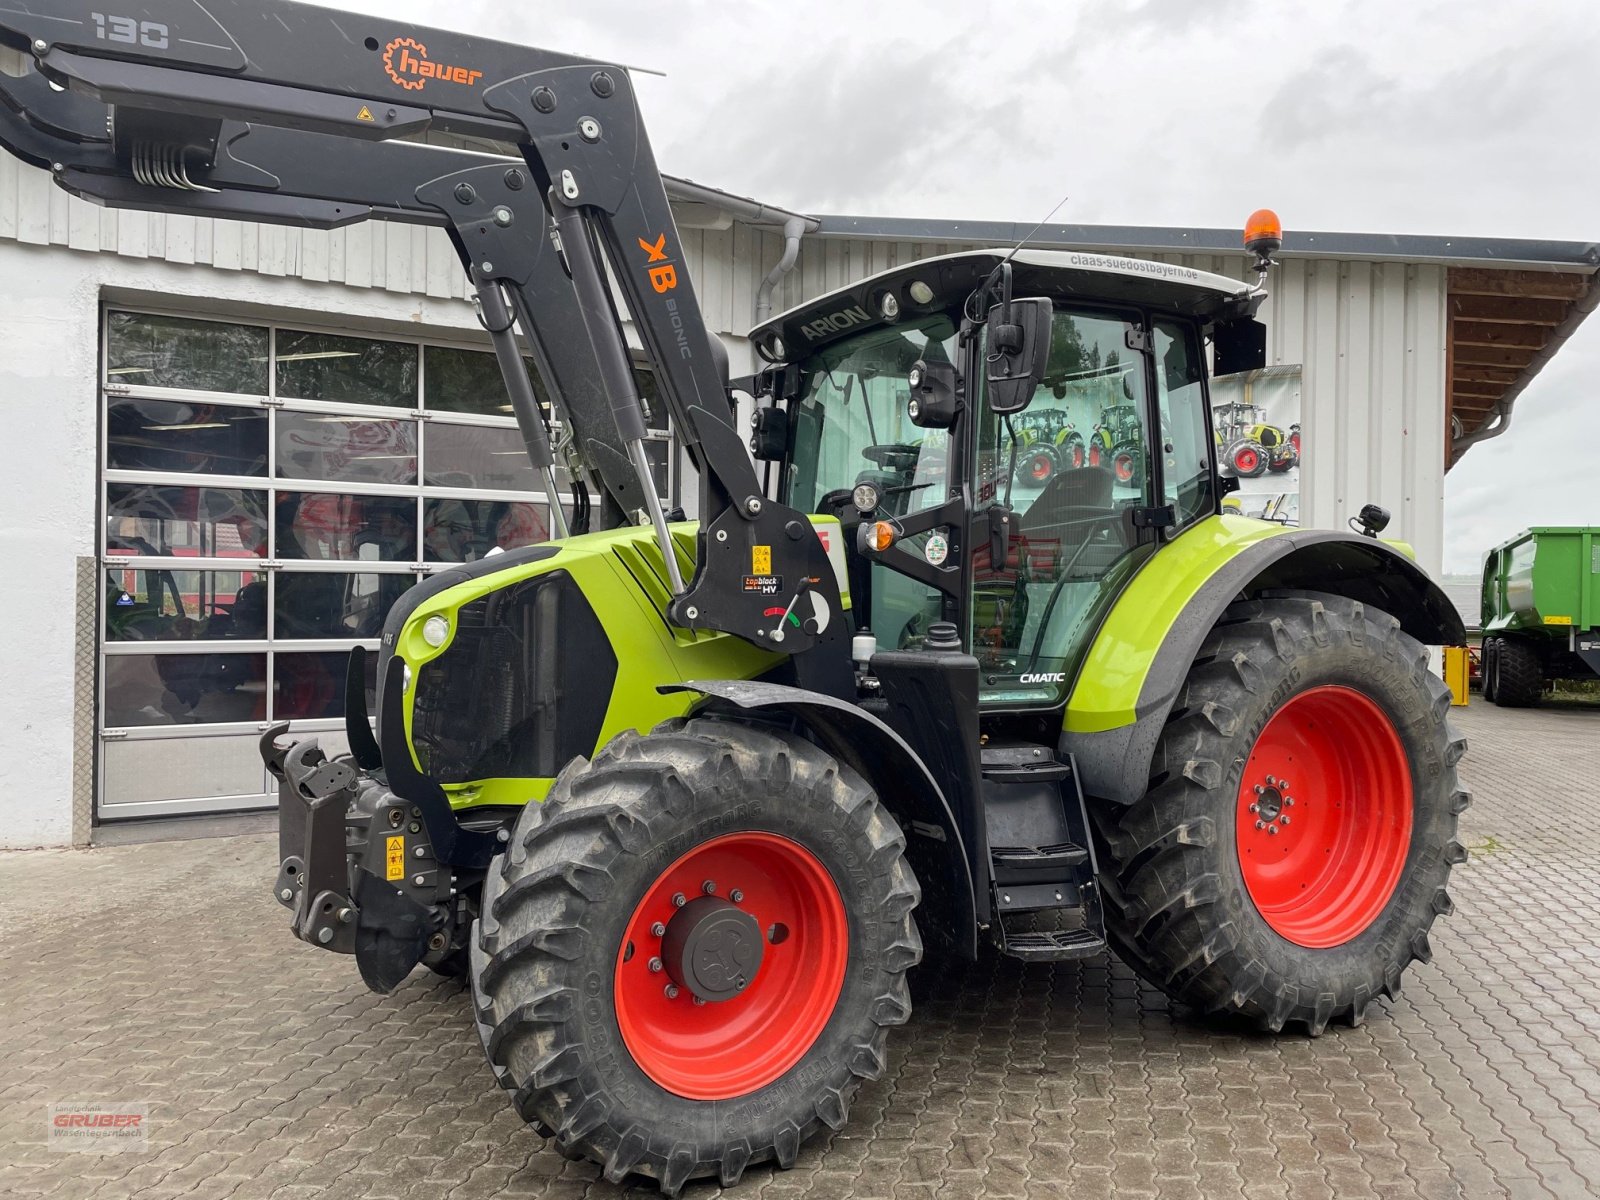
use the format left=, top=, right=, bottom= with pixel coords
left=661, top=896, right=764, bottom=1001
left=1246, top=775, right=1295, bottom=833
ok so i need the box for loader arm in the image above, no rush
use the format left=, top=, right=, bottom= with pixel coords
left=1, top=0, right=843, bottom=657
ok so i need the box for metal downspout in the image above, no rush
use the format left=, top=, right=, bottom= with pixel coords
left=754, top=215, right=808, bottom=326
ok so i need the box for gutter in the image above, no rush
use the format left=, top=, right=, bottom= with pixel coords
left=660, top=178, right=817, bottom=327
left=1452, top=268, right=1600, bottom=460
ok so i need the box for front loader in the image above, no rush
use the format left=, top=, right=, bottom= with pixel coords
left=3, top=5, right=1470, bottom=1193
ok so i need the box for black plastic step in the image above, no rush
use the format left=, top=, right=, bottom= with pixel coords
left=990, top=841, right=1090, bottom=873
left=998, top=924, right=1106, bottom=962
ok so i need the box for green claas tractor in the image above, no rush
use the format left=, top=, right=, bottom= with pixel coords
left=1, top=5, right=1470, bottom=1193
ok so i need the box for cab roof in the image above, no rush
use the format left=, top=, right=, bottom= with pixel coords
left=751, top=248, right=1256, bottom=362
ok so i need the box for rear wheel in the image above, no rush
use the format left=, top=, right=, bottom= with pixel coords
left=471, top=718, right=920, bottom=1195
left=1489, top=635, right=1543, bottom=707
left=1017, top=446, right=1059, bottom=486
left=1111, top=442, right=1144, bottom=488
left=1089, top=593, right=1468, bottom=1033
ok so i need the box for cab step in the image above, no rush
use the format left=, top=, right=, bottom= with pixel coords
left=994, top=920, right=1107, bottom=962
left=981, top=742, right=1107, bottom=963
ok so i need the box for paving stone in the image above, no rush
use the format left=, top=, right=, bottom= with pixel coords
left=1, top=703, right=1597, bottom=1199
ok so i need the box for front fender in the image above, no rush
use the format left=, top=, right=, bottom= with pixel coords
left=1062, top=517, right=1465, bottom=805
left=667, top=679, right=979, bottom=959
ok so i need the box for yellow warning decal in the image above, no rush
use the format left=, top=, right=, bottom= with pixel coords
left=751, top=545, right=772, bottom=575
left=385, top=835, right=405, bottom=881
left=356, top=105, right=376, bottom=122
left=1546, top=614, right=1574, bottom=625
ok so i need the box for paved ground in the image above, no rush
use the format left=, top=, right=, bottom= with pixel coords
left=3, top=701, right=1599, bottom=1200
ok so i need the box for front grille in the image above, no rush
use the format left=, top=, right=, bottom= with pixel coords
left=410, top=569, right=616, bottom=783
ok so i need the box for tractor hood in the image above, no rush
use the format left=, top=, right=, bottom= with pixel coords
left=751, top=248, right=1257, bottom=362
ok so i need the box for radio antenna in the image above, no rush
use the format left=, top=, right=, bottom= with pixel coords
left=969, top=189, right=1071, bottom=322
left=1002, top=189, right=1071, bottom=266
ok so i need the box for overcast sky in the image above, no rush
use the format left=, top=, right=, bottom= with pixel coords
left=337, top=0, right=1599, bottom=573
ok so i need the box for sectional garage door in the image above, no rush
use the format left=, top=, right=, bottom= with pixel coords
left=96, top=307, right=672, bottom=819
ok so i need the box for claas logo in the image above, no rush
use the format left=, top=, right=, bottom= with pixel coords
left=382, top=36, right=484, bottom=91
left=637, top=233, right=678, bottom=293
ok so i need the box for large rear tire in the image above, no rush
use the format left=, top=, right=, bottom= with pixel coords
left=1489, top=636, right=1543, bottom=707
left=470, top=718, right=920, bottom=1195
left=1089, top=593, right=1468, bottom=1034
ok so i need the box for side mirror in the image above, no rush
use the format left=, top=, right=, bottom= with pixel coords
left=986, top=297, right=1052, bottom=415
left=749, top=405, right=788, bottom=460
left=1212, top=318, right=1267, bottom=377
left=906, top=359, right=958, bottom=428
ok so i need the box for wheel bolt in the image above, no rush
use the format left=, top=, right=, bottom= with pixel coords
left=1280, top=815, right=1291, bottom=826
left=1266, top=776, right=1277, bottom=786
left=648, top=956, right=663, bottom=973
left=701, top=880, right=716, bottom=895
left=672, top=892, right=686, bottom=908
left=1279, top=780, right=1290, bottom=791
left=650, top=922, right=666, bottom=938
left=1267, top=826, right=1279, bottom=836
left=692, top=996, right=706, bottom=1007
left=1254, top=784, right=1265, bottom=795
left=1255, top=820, right=1264, bottom=830
left=664, top=984, right=679, bottom=1000
left=1248, top=803, right=1259, bottom=814
left=1285, top=797, right=1295, bottom=807
left=730, top=889, right=744, bottom=903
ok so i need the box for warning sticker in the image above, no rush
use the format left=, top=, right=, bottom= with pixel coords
left=385, top=835, right=405, bottom=881
left=356, top=105, right=376, bottom=122
left=743, top=575, right=782, bottom=595
left=751, top=544, right=772, bottom=575
left=1546, top=615, right=1574, bottom=625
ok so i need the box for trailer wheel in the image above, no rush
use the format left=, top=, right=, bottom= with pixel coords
left=471, top=718, right=920, bottom=1195
left=1480, top=637, right=1499, bottom=703
left=1089, top=593, right=1468, bottom=1034
left=1489, top=636, right=1543, bottom=707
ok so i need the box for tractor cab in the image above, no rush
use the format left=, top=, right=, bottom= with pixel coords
left=752, top=248, right=1262, bottom=710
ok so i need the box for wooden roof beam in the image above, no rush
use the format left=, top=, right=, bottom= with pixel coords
left=1449, top=294, right=1572, bottom=324
left=1447, top=267, right=1590, bottom=301
left=1449, top=321, right=1550, bottom=350
left=1453, top=344, right=1539, bottom=368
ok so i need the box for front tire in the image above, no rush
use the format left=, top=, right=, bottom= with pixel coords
left=471, top=718, right=921, bottom=1195
left=1090, top=593, right=1468, bottom=1034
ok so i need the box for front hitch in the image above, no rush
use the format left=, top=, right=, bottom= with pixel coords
left=262, top=721, right=458, bottom=992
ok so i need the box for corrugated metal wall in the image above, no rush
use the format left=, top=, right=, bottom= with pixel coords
left=0, top=149, right=1447, bottom=570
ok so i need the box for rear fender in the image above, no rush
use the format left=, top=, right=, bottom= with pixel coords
left=1063, top=522, right=1466, bottom=805
left=667, top=679, right=980, bottom=959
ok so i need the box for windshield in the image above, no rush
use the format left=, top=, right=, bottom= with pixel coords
left=787, top=314, right=957, bottom=518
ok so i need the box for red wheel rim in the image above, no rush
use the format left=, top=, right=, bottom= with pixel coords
left=1029, top=454, right=1053, bottom=481
left=1290, top=431, right=1302, bottom=453
left=1236, top=685, right=1413, bottom=948
left=1070, top=445, right=1085, bottom=468
left=1234, top=447, right=1259, bottom=472
left=614, top=832, right=847, bottom=1100
left=1114, top=453, right=1135, bottom=483
left=1088, top=444, right=1102, bottom=467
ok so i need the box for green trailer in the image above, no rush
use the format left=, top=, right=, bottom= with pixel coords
left=1481, top=527, right=1600, bottom=706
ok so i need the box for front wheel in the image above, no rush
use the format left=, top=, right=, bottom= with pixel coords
left=471, top=718, right=921, bottom=1195
left=1090, top=593, right=1468, bottom=1033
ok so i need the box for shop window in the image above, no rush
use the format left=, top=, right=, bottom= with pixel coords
left=275, top=411, right=418, bottom=485
left=106, top=399, right=268, bottom=477
left=107, top=312, right=268, bottom=394
left=275, top=330, right=417, bottom=406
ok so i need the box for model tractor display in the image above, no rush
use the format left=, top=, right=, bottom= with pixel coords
left=1, top=9, right=1471, bottom=1194
left=1012, top=410, right=1086, bottom=486
left=1216, top=401, right=1299, bottom=478
left=1481, top=526, right=1600, bottom=706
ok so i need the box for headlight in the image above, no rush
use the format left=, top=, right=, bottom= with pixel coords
left=878, top=291, right=900, bottom=320
left=401, top=662, right=413, bottom=692
left=422, top=615, right=450, bottom=647
left=851, top=482, right=880, bottom=513
left=907, top=279, right=934, bottom=305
